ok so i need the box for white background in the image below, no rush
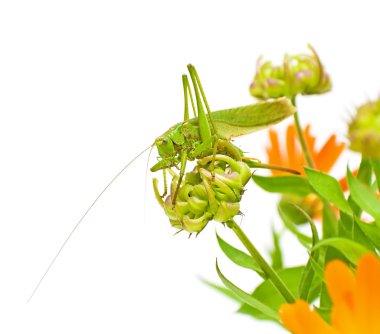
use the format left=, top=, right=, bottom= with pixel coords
left=0, top=1, right=379, bottom=333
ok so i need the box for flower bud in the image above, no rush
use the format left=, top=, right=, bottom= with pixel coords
left=280, top=194, right=323, bottom=224
left=250, top=45, right=331, bottom=100
left=155, top=155, right=251, bottom=234
left=348, top=99, right=380, bottom=159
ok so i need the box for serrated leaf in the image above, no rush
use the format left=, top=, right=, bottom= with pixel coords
left=251, top=174, right=313, bottom=196
left=347, top=167, right=380, bottom=222
left=216, top=233, right=264, bottom=276
left=215, top=260, right=278, bottom=321
left=305, top=167, right=352, bottom=215
left=311, top=237, right=372, bottom=264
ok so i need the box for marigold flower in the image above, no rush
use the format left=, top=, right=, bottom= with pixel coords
left=267, top=124, right=345, bottom=177
left=266, top=124, right=346, bottom=219
left=279, top=253, right=380, bottom=334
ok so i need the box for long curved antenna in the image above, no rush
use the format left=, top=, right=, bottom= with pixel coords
left=28, top=145, right=152, bottom=303
left=142, top=146, right=154, bottom=249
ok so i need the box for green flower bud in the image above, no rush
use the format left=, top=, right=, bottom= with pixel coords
left=250, top=45, right=331, bottom=100
left=154, top=155, right=252, bottom=234
left=348, top=99, right=380, bottom=159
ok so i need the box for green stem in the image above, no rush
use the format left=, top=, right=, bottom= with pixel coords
left=246, top=160, right=301, bottom=175
left=227, top=219, right=296, bottom=303
left=292, top=97, right=315, bottom=168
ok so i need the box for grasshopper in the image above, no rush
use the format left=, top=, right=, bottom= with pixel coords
left=28, top=64, right=296, bottom=301
left=151, top=64, right=296, bottom=204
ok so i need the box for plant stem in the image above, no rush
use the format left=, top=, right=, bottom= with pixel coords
left=292, top=97, right=315, bottom=168
left=227, top=219, right=296, bottom=303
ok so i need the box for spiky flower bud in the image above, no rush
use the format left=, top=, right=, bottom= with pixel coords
left=348, top=99, right=380, bottom=159
left=154, top=155, right=251, bottom=234
left=250, top=45, right=331, bottom=100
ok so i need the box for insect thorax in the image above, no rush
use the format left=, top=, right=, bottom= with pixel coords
left=151, top=122, right=209, bottom=172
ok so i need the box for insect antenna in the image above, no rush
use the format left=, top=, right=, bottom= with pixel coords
left=142, top=146, right=154, bottom=246
left=27, top=144, right=152, bottom=303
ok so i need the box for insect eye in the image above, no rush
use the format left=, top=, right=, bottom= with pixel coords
left=162, top=138, right=168, bottom=144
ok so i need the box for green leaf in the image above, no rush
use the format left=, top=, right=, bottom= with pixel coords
left=216, top=233, right=264, bottom=276
left=354, top=218, right=380, bottom=249
left=238, top=267, right=319, bottom=320
left=215, top=260, right=278, bottom=321
left=322, top=201, right=338, bottom=237
left=305, top=167, right=352, bottom=215
left=269, top=228, right=283, bottom=271
left=278, top=198, right=310, bottom=225
left=308, top=255, right=326, bottom=282
left=319, top=284, right=332, bottom=320
left=339, top=211, right=354, bottom=238
left=278, top=201, right=312, bottom=247
left=251, top=174, right=313, bottom=196
left=312, top=237, right=372, bottom=264
left=371, top=159, right=380, bottom=191
left=347, top=167, right=380, bottom=222
left=200, top=278, right=241, bottom=303
left=357, top=158, right=373, bottom=184
left=340, top=212, right=376, bottom=251
left=348, top=158, right=372, bottom=216
left=298, top=212, right=321, bottom=301
left=314, top=306, right=332, bottom=323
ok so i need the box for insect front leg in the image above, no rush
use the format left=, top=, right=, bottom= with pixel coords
left=169, top=73, right=198, bottom=204
left=160, top=168, right=168, bottom=198
left=153, top=168, right=170, bottom=207
left=172, top=152, right=187, bottom=205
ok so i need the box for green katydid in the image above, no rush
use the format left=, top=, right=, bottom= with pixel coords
left=28, top=64, right=296, bottom=302
left=151, top=64, right=296, bottom=205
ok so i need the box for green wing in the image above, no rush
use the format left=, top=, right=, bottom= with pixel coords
left=189, top=97, right=296, bottom=140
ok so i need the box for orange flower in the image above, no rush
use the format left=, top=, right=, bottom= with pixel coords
left=266, top=124, right=347, bottom=219
left=267, top=124, right=346, bottom=176
left=279, top=253, right=380, bottom=334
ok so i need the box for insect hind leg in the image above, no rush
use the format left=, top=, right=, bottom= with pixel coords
left=182, top=74, right=197, bottom=120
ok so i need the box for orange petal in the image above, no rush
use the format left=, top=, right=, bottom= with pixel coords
left=279, top=300, right=337, bottom=334
left=325, top=259, right=355, bottom=307
left=354, top=253, right=380, bottom=333
left=325, top=259, right=358, bottom=333
left=339, top=176, right=349, bottom=193
left=267, top=129, right=282, bottom=175
left=315, top=135, right=346, bottom=172
left=286, top=124, right=297, bottom=169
